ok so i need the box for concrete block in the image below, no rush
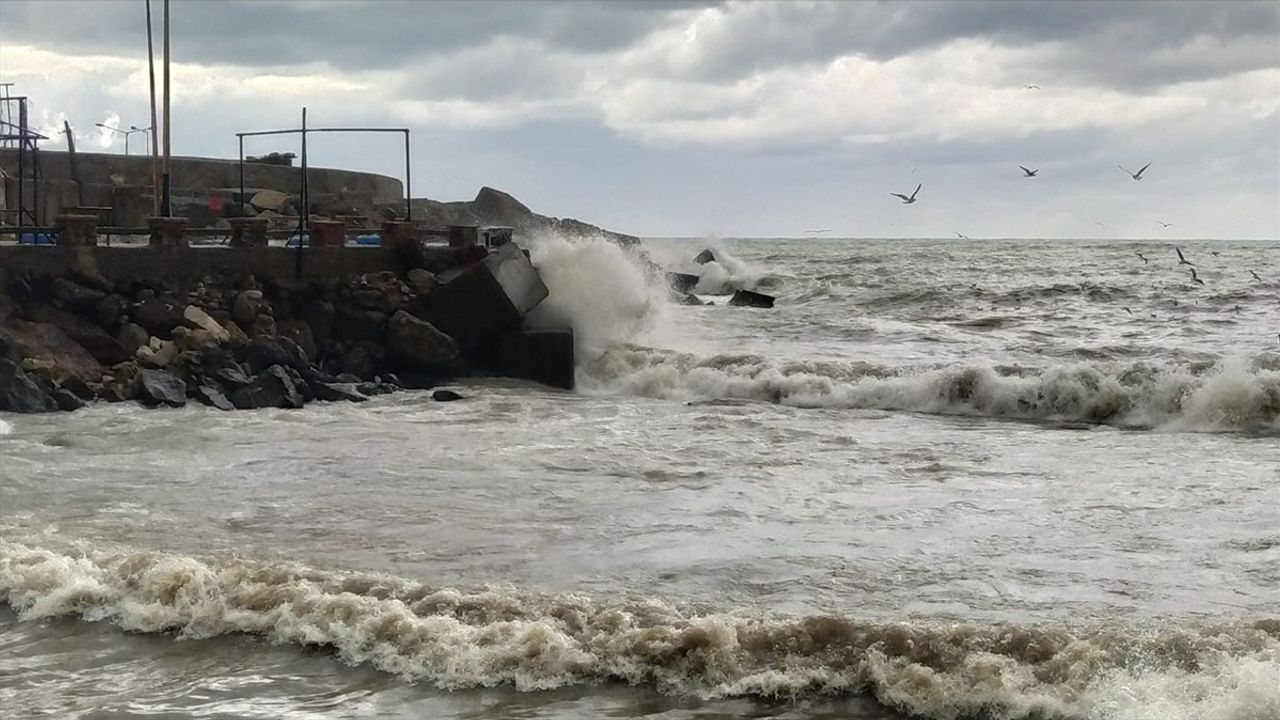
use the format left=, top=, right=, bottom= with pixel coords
left=228, top=217, right=269, bottom=248
left=309, top=219, right=346, bottom=248
left=426, top=242, right=548, bottom=352
left=728, top=289, right=775, bottom=308
left=148, top=216, right=189, bottom=248
left=55, top=214, right=99, bottom=247
left=490, top=327, right=574, bottom=389
left=448, top=224, right=479, bottom=248
left=667, top=272, right=698, bottom=294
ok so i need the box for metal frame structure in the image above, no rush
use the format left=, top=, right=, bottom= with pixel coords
left=0, top=88, right=50, bottom=232
left=236, top=108, right=411, bottom=274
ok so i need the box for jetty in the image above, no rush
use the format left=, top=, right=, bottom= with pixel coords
left=0, top=150, right=628, bottom=413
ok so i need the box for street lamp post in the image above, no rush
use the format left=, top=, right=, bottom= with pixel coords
left=94, top=123, right=152, bottom=155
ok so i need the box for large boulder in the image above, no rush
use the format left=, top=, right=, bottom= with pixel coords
left=300, top=300, right=335, bottom=344
left=182, top=305, right=230, bottom=344
left=191, top=383, right=234, bottom=411
left=136, top=337, right=179, bottom=368
left=95, top=294, right=127, bottom=328
left=0, top=358, right=58, bottom=413
left=131, top=299, right=188, bottom=339
left=241, top=335, right=311, bottom=376
left=0, top=319, right=104, bottom=384
left=406, top=269, right=437, bottom=297
left=276, top=319, right=317, bottom=360
left=116, top=323, right=151, bottom=356
left=49, top=278, right=106, bottom=313
left=232, top=290, right=271, bottom=330
left=49, top=386, right=87, bottom=411
left=693, top=249, right=717, bottom=265
left=386, top=311, right=460, bottom=369
left=198, top=346, right=251, bottom=388
left=135, top=369, right=187, bottom=408
left=312, top=382, right=368, bottom=403
left=24, top=304, right=129, bottom=365
left=230, top=365, right=304, bottom=410
left=349, top=272, right=403, bottom=314
left=335, top=306, right=387, bottom=343
left=339, top=342, right=382, bottom=380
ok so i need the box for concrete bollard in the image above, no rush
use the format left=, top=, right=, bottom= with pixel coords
left=448, top=224, right=479, bottom=248
left=228, top=217, right=270, bottom=248
left=309, top=219, right=346, bottom=248
left=380, top=221, right=413, bottom=250
left=148, top=216, right=190, bottom=248
left=55, top=214, right=100, bottom=247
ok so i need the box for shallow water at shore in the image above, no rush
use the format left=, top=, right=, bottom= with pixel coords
left=2, top=237, right=1278, bottom=719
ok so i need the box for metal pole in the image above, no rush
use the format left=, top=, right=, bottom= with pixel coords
left=297, top=106, right=307, bottom=278
left=16, top=100, right=24, bottom=231
left=238, top=134, right=245, bottom=215
left=404, top=129, right=411, bottom=221
left=161, top=0, right=171, bottom=216
left=146, top=0, right=160, bottom=216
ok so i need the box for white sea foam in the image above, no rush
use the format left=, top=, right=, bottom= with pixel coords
left=579, top=347, right=1280, bottom=433
left=2, top=541, right=1276, bottom=720
left=524, top=234, right=670, bottom=355
left=0, top=418, right=11, bottom=435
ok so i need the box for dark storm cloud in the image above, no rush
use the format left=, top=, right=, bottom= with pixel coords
left=642, top=1, right=1279, bottom=88
left=0, top=0, right=709, bottom=70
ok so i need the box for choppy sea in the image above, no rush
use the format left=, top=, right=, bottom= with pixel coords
left=2, top=236, right=1277, bottom=719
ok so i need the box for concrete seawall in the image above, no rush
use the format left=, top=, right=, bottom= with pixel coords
left=1, top=149, right=403, bottom=228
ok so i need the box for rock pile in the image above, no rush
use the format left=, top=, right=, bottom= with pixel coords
left=0, top=242, right=571, bottom=414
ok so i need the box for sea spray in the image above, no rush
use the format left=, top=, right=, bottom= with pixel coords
left=524, top=233, right=671, bottom=355
left=2, top=541, right=1277, bottom=720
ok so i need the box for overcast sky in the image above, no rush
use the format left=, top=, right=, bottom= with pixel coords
left=2, top=0, right=1277, bottom=238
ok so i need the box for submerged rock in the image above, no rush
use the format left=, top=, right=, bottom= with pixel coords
left=728, top=289, right=775, bottom=309
left=313, top=382, right=368, bottom=403
left=693, top=248, right=717, bottom=265
left=432, top=389, right=464, bottom=402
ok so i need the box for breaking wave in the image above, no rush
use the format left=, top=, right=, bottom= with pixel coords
left=2, top=541, right=1276, bottom=720
left=580, top=348, right=1280, bottom=433
left=0, top=418, right=11, bottom=435
left=523, top=234, right=669, bottom=354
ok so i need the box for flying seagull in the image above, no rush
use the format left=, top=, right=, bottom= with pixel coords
left=891, top=184, right=922, bottom=204
left=955, top=231, right=969, bottom=239
left=1175, top=247, right=1194, bottom=266
left=1188, top=268, right=1204, bottom=286
left=1024, top=84, right=1041, bottom=90
left=1136, top=252, right=1148, bottom=264
left=1119, top=162, right=1153, bottom=181
left=804, top=229, right=832, bottom=236
left=1019, top=165, right=1039, bottom=178
left=1251, top=271, right=1262, bottom=281
left=1156, top=220, right=1174, bottom=228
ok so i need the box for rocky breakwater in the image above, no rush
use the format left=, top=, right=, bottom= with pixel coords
left=0, top=241, right=573, bottom=414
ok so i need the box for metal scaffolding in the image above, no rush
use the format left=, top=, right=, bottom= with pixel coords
left=0, top=84, right=51, bottom=231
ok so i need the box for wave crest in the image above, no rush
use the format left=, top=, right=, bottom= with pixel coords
left=2, top=542, right=1276, bottom=720
left=580, top=348, right=1280, bottom=433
